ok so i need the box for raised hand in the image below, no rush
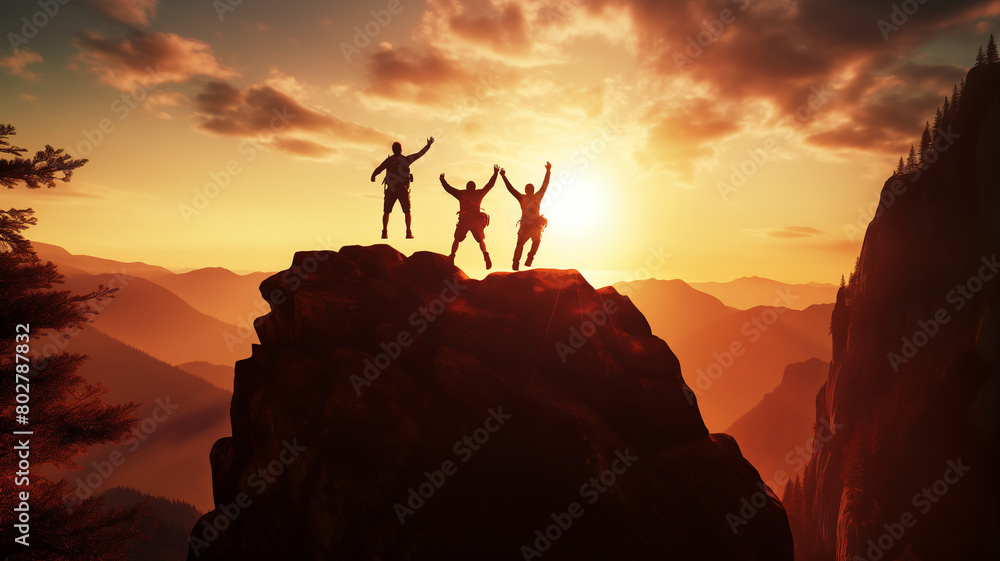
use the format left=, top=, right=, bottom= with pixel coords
left=427, top=137, right=435, bottom=145
left=500, top=168, right=506, bottom=177
left=493, top=164, right=500, bottom=173
left=545, top=161, right=552, bottom=172
left=440, top=173, right=446, bottom=180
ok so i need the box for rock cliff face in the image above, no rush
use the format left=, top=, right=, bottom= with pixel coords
left=725, top=358, right=830, bottom=495
left=786, top=64, right=1000, bottom=560
left=188, top=245, right=792, bottom=560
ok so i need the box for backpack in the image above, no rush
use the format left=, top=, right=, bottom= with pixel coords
left=384, top=154, right=413, bottom=185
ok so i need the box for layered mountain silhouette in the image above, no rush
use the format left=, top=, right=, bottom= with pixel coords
left=725, top=358, right=829, bottom=495
left=690, top=277, right=837, bottom=311
left=619, top=278, right=832, bottom=429
left=32, top=242, right=175, bottom=278
left=59, top=272, right=252, bottom=366
left=33, top=242, right=259, bottom=370
left=56, top=327, right=231, bottom=511
left=178, top=361, right=236, bottom=391
left=189, top=245, right=793, bottom=560
left=101, top=487, right=204, bottom=561
left=145, top=267, right=271, bottom=325
left=786, top=63, right=1000, bottom=559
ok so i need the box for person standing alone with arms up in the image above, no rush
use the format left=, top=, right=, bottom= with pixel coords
left=440, top=165, right=500, bottom=269
left=502, top=161, right=551, bottom=270
left=371, top=137, right=434, bottom=239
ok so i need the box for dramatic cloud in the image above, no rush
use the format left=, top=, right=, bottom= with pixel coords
left=636, top=96, right=744, bottom=179
left=416, top=0, right=629, bottom=66
left=0, top=49, right=43, bottom=81
left=447, top=1, right=530, bottom=53
left=412, top=0, right=994, bottom=157
left=83, top=0, right=158, bottom=25
left=363, top=45, right=476, bottom=106
left=194, top=80, right=393, bottom=157
left=74, top=29, right=237, bottom=90
left=589, top=0, right=998, bottom=152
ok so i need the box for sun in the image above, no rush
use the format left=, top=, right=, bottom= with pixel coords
left=542, top=173, right=607, bottom=236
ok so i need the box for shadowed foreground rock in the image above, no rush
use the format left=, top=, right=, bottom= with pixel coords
left=188, top=245, right=793, bottom=560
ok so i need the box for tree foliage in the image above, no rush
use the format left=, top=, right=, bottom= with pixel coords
left=918, top=122, right=932, bottom=165
left=0, top=125, right=88, bottom=190
left=0, top=123, right=148, bottom=560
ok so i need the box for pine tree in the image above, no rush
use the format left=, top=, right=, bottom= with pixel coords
left=941, top=96, right=951, bottom=127
left=918, top=122, right=932, bottom=166
left=0, top=124, right=148, bottom=560
left=905, top=145, right=917, bottom=171
left=848, top=256, right=860, bottom=292
left=0, top=124, right=87, bottom=188
left=976, top=46, right=987, bottom=67
left=951, top=84, right=961, bottom=116
left=988, top=34, right=999, bottom=64
left=932, top=107, right=943, bottom=138
left=895, top=157, right=906, bottom=176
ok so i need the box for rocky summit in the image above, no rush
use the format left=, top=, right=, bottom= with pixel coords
left=188, top=244, right=792, bottom=561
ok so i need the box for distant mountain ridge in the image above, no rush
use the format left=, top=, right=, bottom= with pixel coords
left=33, top=241, right=272, bottom=325
left=61, top=326, right=231, bottom=511
left=689, top=276, right=837, bottom=310
left=59, top=270, right=253, bottom=366
left=617, top=277, right=832, bottom=429
left=725, top=358, right=830, bottom=495
left=31, top=241, right=176, bottom=278
left=31, top=242, right=263, bottom=370
left=146, top=267, right=271, bottom=325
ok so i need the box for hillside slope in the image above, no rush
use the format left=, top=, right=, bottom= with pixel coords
left=620, top=277, right=832, bottom=429
left=60, top=327, right=231, bottom=511
left=725, top=358, right=829, bottom=495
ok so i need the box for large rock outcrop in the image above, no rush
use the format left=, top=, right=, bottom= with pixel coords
left=786, top=64, right=1000, bottom=560
left=188, top=245, right=792, bottom=560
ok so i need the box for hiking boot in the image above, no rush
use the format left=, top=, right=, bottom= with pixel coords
left=484, top=252, right=492, bottom=270
left=381, top=229, right=388, bottom=239
left=512, top=260, right=519, bottom=271
left=525, top=254, right=534, bottom=267
left=406, top=230, right=414, bottom=239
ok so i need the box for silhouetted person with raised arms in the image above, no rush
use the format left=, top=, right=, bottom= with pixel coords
left=371, top=137, right=434, bottom=239
left=502, top=161, right=551, bottom=270
left=440, top=165, right=499, bottom=269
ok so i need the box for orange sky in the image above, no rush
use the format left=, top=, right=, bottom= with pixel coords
left=2, top=0, right=997, bottom=283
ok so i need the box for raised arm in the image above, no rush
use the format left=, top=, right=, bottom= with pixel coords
left=500, top=168, right=522, bottom=200
left=440, top=173, right=460, bottom=198
left=537, top=161, right=552, bottom=198
left=482, top=165, right=500, bottom=193
left=407, top=137, right=435, bottom=163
